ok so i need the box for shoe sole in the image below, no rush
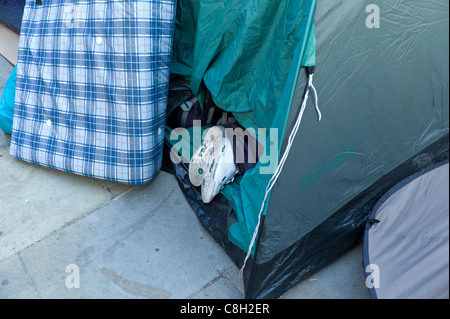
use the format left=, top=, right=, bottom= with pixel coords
left=189, top=126, right=224, bottom=187
left=201, top=156, right=220, bottom=204
left=201, top=132, right=238, bottom=204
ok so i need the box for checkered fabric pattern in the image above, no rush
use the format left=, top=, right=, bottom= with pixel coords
left=10, top=0, right=176, bottom=185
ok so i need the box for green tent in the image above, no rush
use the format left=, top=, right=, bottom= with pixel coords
left=164, top=0, right=449, bottom=298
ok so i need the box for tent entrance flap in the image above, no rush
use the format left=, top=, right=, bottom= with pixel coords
left=168, top=0, right=317, bottom=255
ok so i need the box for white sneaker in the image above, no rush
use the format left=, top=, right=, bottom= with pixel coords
left=201, top=130, right=238, bottom=204
left=189, top=126, right=224, bottom=187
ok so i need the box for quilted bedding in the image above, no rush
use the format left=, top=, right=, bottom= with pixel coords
left=10, top=0, right=176, bottom=185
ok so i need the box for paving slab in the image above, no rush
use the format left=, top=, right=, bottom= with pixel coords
left=223, top=265, right=245, bottom=296
left=0, top=147, right=114, bottom=261
left=280, top=244, right=371, bottom=299
left=0, top=53, right=14, bottom=88
left=0, top=23, right=19, bottom=66
left=0, top=255, right=37, bottom=299
left=17, top=172, right=236, bottom=299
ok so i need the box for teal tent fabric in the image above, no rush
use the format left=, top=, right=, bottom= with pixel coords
left=0, top=65, right=16, bottom=135
left=168, top=0, right=317, bottom=253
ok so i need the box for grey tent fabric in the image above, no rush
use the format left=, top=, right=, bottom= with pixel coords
left=260, top=0, right=449, bottom=265
left=364, top=161, right=449, bottom=299
left=242, top=0, right=448, bottom=299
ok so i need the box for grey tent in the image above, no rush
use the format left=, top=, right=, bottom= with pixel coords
left=364, top=162, right=449, bottom=299
left=364, top=161, right=449, bottom=299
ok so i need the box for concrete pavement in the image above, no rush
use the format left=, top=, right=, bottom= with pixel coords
left=0, top=54, right=370, bottom=299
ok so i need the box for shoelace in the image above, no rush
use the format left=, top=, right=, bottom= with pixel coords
left=239, top=71, right=322, bottom=281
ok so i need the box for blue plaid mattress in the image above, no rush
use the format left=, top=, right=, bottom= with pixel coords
left=10, top=0, right=176, bottom=185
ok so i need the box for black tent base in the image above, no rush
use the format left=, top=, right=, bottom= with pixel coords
left=162, top=133, right=449, bottom=299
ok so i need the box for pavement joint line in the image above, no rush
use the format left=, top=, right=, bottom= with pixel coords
left=187, top=273, right=225, bottom=299
left=96, top=179, right=140, bottom=200
left=97, top=180, right=115, bottom=200
left=187, top=266, right=245, bottom=299
left=0, top=53, right=14, bottom=67
left=17, top=252, right=41, bottom=299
